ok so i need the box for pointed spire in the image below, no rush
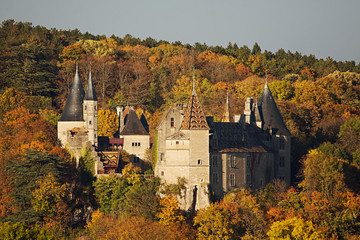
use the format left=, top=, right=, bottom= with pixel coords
left=192, top=67, right=196, bottom=96
left=264, top=72, right=269, bottom=89
left=84, top=66, right=98, bottom=101
left=226, top=88, right=229, bottom=105
left=221, top=87, right=230, bottom=122
left=257, top=76, right=290, bottom=135
left=58, top=64, right=85, bottom=121
left=181, top=69, right=209, bottom=130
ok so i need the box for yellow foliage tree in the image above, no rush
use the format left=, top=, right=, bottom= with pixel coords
left=98, top=109, right=119, bottom=138
left=267, top=217, right=323, bottom=240
left=194, top=203, right=235, bottom=240
left=157, top=195, right=185, bottom=226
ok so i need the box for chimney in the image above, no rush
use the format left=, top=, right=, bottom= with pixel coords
left=244, top=97, right=253, bottom=124
left=116, top=106, right=124, bottom=133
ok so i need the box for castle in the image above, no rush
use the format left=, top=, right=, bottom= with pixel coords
left=58, top=67, right=291, bottom=211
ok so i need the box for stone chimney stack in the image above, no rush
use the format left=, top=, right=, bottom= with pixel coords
left=244, top=97, right=253, bottom=124
left=116, top=106, right=124, bottom=133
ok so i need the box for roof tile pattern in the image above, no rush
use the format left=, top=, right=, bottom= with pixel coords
left=180, top=94, right=210, bottom=130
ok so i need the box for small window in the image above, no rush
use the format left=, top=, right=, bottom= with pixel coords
left=94, top=134, right=96, bottom=138
left=279, top=156, right=285, bottom=168
left=85, top=105, right=87, bottom=110
left=89, top=120, right=92, bottom=125
left=161, top=171, right=164, bottom=176
left=279, top=176, right=285, bottom=180
left=230, top=155, right=236, bottom=168
left=170, top=117, right=175, bottom=127
left=279, top=138, right=285, bottom=150
left=176, top=141, right=179, bottom=145
left=94, top=106, right=97, bottom=110
left=138, top=142, right=141, bottom=147
left=230, top=174, right=235, bottom=187
left=198, top=159, right=202, bottom=165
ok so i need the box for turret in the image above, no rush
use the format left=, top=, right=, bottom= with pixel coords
left=58, top=64, right=85, bottom=122
left=83, top=69, right=98, bottom=146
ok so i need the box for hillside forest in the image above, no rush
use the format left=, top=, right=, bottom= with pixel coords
left=0, top=19, right=360, bottom=239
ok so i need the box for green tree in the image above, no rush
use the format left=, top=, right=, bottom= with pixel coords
left=299, top=149, right=345, bottom=201
left=6, top=150, right=70, bottom=224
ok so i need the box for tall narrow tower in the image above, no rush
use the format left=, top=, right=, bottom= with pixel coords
left=83, top=69, right=98, bottom=146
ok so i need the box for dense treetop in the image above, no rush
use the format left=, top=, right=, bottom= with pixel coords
left=0, top=19, right=360, bottom=239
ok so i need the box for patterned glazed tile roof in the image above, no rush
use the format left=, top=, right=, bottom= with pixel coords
left=180, top=93, right=210, bottom=130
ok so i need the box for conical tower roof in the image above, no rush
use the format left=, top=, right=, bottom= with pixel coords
left=59, top=65, right=85, bottom=121
left=180, top=72, right=209, bottom=130
left=84, top=70, right=97, bottom=101
left=120, top=108, right=149, bottom=135
left=258, top=81, right=290, bottom=135
left=140, top=112, right=149, bottom=133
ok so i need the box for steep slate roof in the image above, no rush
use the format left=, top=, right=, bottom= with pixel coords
left=180, top=74, right=210, bottom=130
left=84, top=70, right=97, bottom=101
left=257, top=81, right=290, bottom=136
left=58, top=65, right=85, bottom=121
left=209, top=122, right=269, bottom=153
left=140, top=112, right=149, bottom=133
left=120, top=108, right=149, bottom=135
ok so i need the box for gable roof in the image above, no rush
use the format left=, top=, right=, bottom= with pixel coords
left=58, top=65, right=85, bottom=121
left=120, top=108, right=149, bottom=135
left=258, top=82, right=290, bottom=136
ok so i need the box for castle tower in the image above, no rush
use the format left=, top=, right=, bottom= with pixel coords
left=257, top=79, right=291, bottom=185
left=83, top=69, right=98, bottom=146
left=180, top=72, right=210, bottom=210
left=120, top=107, right=150, bottom=161
left=58, top=64, right=85, bottom=147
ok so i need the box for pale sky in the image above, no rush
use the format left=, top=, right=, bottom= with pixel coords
left=1, top=0, right=359, bottom=63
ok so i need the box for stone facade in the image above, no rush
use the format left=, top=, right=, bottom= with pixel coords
left=156, top=79, right=291, bottom=207
left=57, top=66, right=99, bottom=166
